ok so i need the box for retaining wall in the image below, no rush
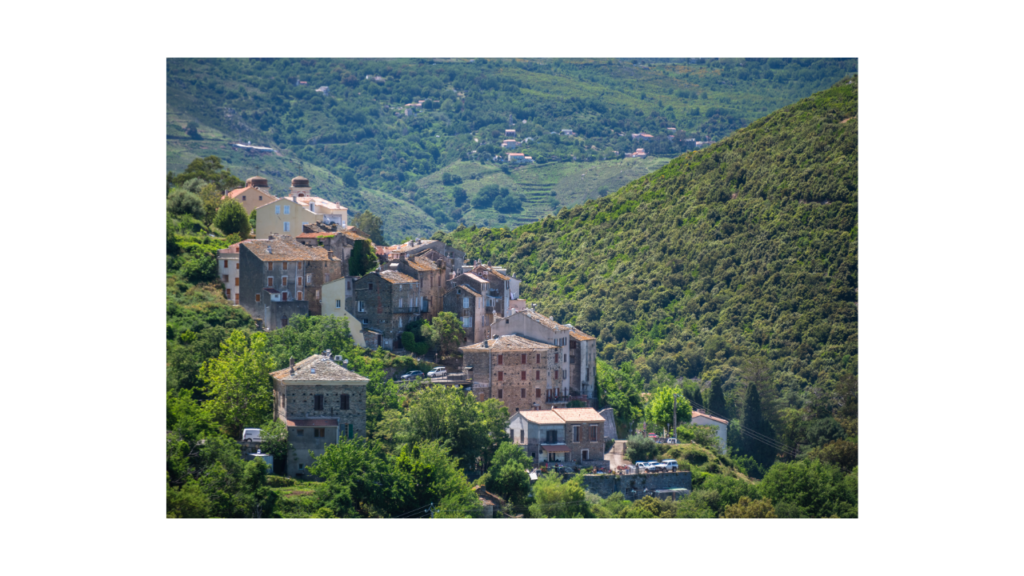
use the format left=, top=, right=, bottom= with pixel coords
left=580, top=471, right=691, bottom=501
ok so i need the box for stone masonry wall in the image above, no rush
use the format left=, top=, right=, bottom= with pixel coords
left=466, top=348, right=559, bottom=414
left=580, top=471, right=692, bottom=500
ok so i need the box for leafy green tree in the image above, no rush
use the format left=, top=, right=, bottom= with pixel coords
left=199, top=330, right=276, bottom=439
left=213, top=198, right=250, bottom=238
left=596, top=360, right=643, bottom=435
left=675, top=489, right=718, bottom=518
left=197, top=183, right=222, bottom=225
left=167, top=189, right=204, bottom=219
left=259, top=419, right=291, bottom=460
left=645, top=386, right=691, bottom=434
left=249, top=209, right=257, bottom=231
left=529, top=473, right=592, bottom=518
left=353, top=210, right=385, bottom=245
left=625, top=434, right=659, bottom=463
left=179, top=254, right=218, bottom=284
left=349, top=239, right=377, bottom=276
left=452, top=186, right=468, bottom=205
left=757, top=459, right=857, bottom=518
left=807, top=438, right=858, bottom=473
left=420, top=312, right=465, bottom=362
left=172, top=156, right=243, bottom=192
left=484, top=442, right=531, bottom=504
left=266, top=314, right=357, bottom=369
left=723, top=496, right=778, bottom=518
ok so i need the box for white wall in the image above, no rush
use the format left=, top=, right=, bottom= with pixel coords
left=691, top=415, right=728, bottom=454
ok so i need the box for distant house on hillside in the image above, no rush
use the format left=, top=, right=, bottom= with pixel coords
left=560, top=128, right=575, bottom=136
left=667, top=127, right=677, bottom=133
left=315, top=86, right=329, bottom=95
left=691, top=410, right=729, bottom=454
left=501, top=140, right=519, bottom=149
left=223, top=176, right=278, bottom=214
left=505, top=129, right=516, bottom=137
left=507, top=153, right=534, bottom=164
left=624, top=148, right=647, bottom=158
left=631, top=133, right=654, bottom=140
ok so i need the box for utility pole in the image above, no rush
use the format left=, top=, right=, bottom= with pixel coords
left=673, top=393, right=679, bottom=441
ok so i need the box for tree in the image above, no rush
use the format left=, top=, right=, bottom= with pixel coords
left=199, top=330, right=276, bottom=439
left=596, top=360, right=643, bottom=435
left=741, top=382, right=776, bottom=469
left=259, top=419, right=291, bottom=461
left=529, top=473, right=591, bottom=518
left=758, top=459, right=857, bottom=518
left=625, top=434, right=659, bottom=463
left=167, top=189, right=204, bottom=219
left=349, top=239, right=377, bottom=276
left=452, top=186, right=467, bottom=206
left=708, top=375, right=727, bottom=418
left=195, top=183, right=222, bottom=225
left=342, top=171, right=359, bottom=188
left=213, top=198, right=250, bottom=238
left=420, top=312, right=465, bottom=363
left=171, top=156, right=243, bottom=192
left=723, top=496, right=778, bottom=518
left=353, top=210, right=385, bottom=245
left=186, top=121, right=201, bottom=139
left=485, top=442, right=531, bottom=504
left=645, top=386, right=691, bottom=435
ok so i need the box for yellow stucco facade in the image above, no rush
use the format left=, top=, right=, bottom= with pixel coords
left=255, top=198, right=322, bottom=239
left=322, top=278, right=366, bottom=347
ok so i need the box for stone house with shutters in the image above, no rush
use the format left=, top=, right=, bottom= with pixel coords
left=443, top=284, right=486, bottom=344
left=216, top=239, right=256, bottom=305
left=238, top=235, right=344, bottom=330
left=460, top=334, right=571, bottom=414
left=271, top=352, right=369, bottom=477
left=507, top=408, right=608, bottom=466
left=491, top=308, right=597, bottom=405
left=397, top=254, right=447, bottom=320
left=346, top=268, right=423, bottom=350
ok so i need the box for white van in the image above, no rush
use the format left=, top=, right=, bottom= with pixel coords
left=241, top=428, right=262, bottom=442
left=427, top=367, right=447, bottom=378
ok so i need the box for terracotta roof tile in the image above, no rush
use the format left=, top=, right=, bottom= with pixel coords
left=569, top=327, right=596, bottom=341
left=552, top=408, right=605, bottom=423
left=519, top=411, right=566, bottom=424
left=692, top=410, right=729, bottom=425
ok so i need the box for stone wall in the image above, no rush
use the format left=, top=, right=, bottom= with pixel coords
left=580, top=471, right=692, bottom=501
left=464, top=347, right=560, bottom=414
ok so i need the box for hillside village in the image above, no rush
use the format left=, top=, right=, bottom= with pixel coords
left=166, top=72, right=860, bottom=520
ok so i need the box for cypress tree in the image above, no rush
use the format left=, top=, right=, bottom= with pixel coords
left=742, top=383, right=775, bottom=468
left=708, top=377, right=727, bottom=418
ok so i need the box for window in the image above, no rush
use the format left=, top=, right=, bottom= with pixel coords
left=267, top=262, right=273, bottom=271
left=536, top=370, right=540, bottom=380
left=296, top=275, right=303, bottom=288
left=282, top=291, right=288, bottom=301
left=242, top=195, right=246, bottom=201
left=347, top=423, right=354, bottom=439
left=399, top=298, right=403, bottom=308
left=398, top=317, right=403, bottom=328
left=522, top=354, right=526, bottom=363
left=284, top=205, right=291, bottom=215
left=369, top=283, right=373, bottom=290
left=340, top=394, right=350, bottom=410
left=267, top=277, right=274, bottom=287
left=564, top=354, right=567, bottom=363
left=235, top=294, right=239, bottom=304
left=510, top=430, right=515, bottom=442
left=296, top=429, right=304, bottom=436
left=223, top=260, right=228, bottom=269
left=335, top=299, right=342, bottom=309
left=314, top=428, right=325, bottom=438
left=275, top=205, right=280, bottom=214
left=546, top=430, right=558, bottom=443
left=313, top=394, right=324, bottom=410
left=281, top=317, right=288, bottom=327
left=590, top=424, right=598, bottom=441
left=498, top=388, right=503, bottom=399
left=283, top=221, right=291, bottom=232
left=463, top=297, right=469, bottom=308
left=297, top=291, right=303, bottom=300
left=255, top=294, right=261, bottom=303
left=259, top=196, right=263, bottom=201
left=358, top=301, right=365, bottom=312
left=498, top=371, right=503, bottom=381
left=520, top=388, right=525, bottom=398
left=236, top=262, right=239, bottom=270
left=498, top=355, right=503, bottom=365
left=280, top=276, right=287, bottom=286
left=535, top=388, right=541, bottom=398
left=571, top=340, right=577, bottom=349
left=581, top=449, right=589, bottom=461
left=307, top=273, right=312, bottom=284
left=554, top=369, right=559, bottom=379
left=234, top=277, right=239, bottom=286
left=521, top=371, right=526, bottom=381
left=283, top=262, right=289, bottom=270
left=462, top=316, right=471, bottom=328
left=573, top=425, right=580, bottom=443
left=536, top=354, right=540, bottom=363
left=362, top=318, right=368, bottom=325
left=223, top=274, right=229, bottom=283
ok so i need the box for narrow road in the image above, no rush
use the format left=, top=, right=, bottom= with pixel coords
left=606, top=440, right=628, bottom=470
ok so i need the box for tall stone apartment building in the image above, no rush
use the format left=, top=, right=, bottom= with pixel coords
left=507, top=408, right=608, bottom=465
left=384, top=238, right=465, bottom=271
left=443, top=283, right=486, bottom=344
left=216, top=239, right=255, bottom=305
left=397, top=255, right=446, bottom=320
left=346, top=268, right=423, bottom=350
left=271, top=352, right=369, bottom=477
left=491, top=308, right=598, bottom=405
left=460, top=334, right=573, bottom=414
left=238, top=235, right=345, bottom=330
left=294, top=222, right=371, bottom=274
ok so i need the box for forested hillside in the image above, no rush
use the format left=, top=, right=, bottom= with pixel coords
left=443, top=77, right=858, bottom=466
left=168, top=58, right=856, bottom=241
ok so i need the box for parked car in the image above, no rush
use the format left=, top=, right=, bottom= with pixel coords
left=241, top=428, right=262, bottom=443
left=666, top=437, right=679, bottom=445
left=647, top=462, right=668, bottom=473
left=427, top=367, right=447, bottom=378
left=400, top=370, right=425, bottom=381
left=662, top=459, right=679, bottom=472
left=637, top=461, right=659, bottom=473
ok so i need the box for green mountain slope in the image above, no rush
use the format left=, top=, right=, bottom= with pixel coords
left=168, top=58, right=857, bottom=242
left=443, top=77, right=858, bottom=395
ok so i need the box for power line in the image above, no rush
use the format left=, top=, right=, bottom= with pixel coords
left=690, top=401, right=799, bottom=457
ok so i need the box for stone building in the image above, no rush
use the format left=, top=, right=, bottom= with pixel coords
left=346, top=268, right=423, bottom=350
left=238, top=235, right=345, bottom=329
left=491, top=308, right=597, bottom=405
left=216, top=239, right=255, bottom=305
left=443, top=284, right=486, bottom=344
left=295, top=222, right=371, bottom=274
left=384, top=238, right=465, bottom=271
left=271, top=352, right=369, bottom=477
left=397, top=254, right=446, bottom=320
left=460, top=334, right=568, bottom=414
left=507, top=408, right=608, bottom=466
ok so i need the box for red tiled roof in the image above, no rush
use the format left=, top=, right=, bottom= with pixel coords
left=552, top=407, right=605, bottom=423
left=692, top=410, right=729, bottom=425
left=285, top=418, right=338, bottom=427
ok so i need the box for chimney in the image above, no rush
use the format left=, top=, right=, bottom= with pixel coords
left=289, top=356, right=295, bottom=375
left=327, top=250, right=334, bottom=260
